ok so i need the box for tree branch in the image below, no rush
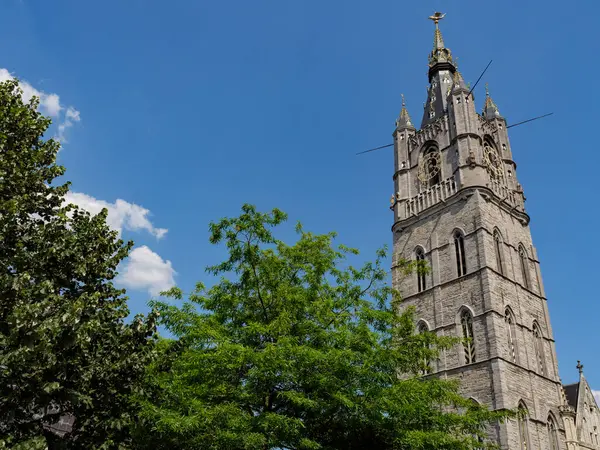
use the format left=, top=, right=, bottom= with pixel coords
left=245, top=236, right=269, bottom=323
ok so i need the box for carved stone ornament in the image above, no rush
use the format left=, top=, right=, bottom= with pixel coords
left=466, top=149, right=476, bottom=167
left=411, top=120, right=444, bottom=149
left=409, top=136, right=418, bottom=149
left=478, top=115, right=498, bottom=135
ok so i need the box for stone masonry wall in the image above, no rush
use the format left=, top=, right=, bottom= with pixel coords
left=392, top=187, right=566, bottom=449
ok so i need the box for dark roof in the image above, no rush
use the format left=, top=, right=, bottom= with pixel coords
left=563, top=382, right=580, bottom=411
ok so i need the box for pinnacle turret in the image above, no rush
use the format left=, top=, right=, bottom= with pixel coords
left=396, top=94, right=414, bottom=130
left=482, top=84, right=501, bottom=119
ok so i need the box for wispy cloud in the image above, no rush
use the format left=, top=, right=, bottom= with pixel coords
left=64, top=191, right=168, bottom=239
left=58, top=107, right=81, bottom=143
left=0, top=68, right=80, bottom=142
left=594, top=390, right=600, bottom=406
left=116, top=246, right=176, bottom=296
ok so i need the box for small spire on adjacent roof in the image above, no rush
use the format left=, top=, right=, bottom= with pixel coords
left=427, top=12, right=454, bottom=68
left=396, top=94, right=414, bottom=130
left=482, top=83, right=501, bottom=118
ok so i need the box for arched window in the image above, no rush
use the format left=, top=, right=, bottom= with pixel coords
left=505, top=308, right=517, bottom=363
left=460, top=309, right=476, bottom=364
left=519, top=245, right=530, bottom=289
left=419, top=146, right=442, bottom=188
left=417, top=321, right=429, bottom=334
left=547, top=415, right=559, bottom=450
left=415, top=247, right=427, bottom=292
left=454, top=231, right=467, bottom=277
left=518, top=402, right=531, bottom=450
left=417, top=321, right=431, bottom=375
left=483, top=139, right=504, bottom=182
left=494, top=230, right=504, bottom=275
left=533, top=322, right=546, bottom=376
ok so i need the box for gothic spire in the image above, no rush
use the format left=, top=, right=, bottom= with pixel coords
left=427, top=12, right=455, bottom=73
left=396, top=94, right=414, bottom=130
left=421, top=13, right=459, bottom=128
left=432, top=14, right=445, bottom=50
left=482, top=84, right=501, bottom=119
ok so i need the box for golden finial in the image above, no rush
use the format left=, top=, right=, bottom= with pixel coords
left=428, top=12, right=446, bottom=27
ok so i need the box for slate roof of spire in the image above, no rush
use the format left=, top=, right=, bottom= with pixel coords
left=396, top=94, right=414, bottom=130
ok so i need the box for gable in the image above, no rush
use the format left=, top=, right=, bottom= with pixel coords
left=575, top=377, right=600, bottom=444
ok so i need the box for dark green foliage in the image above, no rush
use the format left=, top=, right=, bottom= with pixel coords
left=138, top=205, right=512, bottom=449
left=0, top=79, right=157, bottom=448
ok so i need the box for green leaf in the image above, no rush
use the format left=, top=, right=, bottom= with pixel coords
left=135, top=205, right=514, bottom=449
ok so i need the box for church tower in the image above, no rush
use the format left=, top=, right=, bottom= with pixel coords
left=390, top=12, right=570, bottom=449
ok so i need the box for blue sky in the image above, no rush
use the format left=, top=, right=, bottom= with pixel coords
left=0, top=0, right=597, bottom=391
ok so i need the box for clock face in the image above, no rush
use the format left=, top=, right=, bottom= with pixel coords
left=483, top=142, right=503, bottom=179
left=418, top=150, right=442, bottom=185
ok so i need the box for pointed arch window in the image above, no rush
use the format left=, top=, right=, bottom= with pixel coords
left=519, top=245, right=530, bottom=289
left=483, top=139, right=504, bottom=182
left=415, top=247, right=427, bottom=292
left=420, top=146, right=442, bottom=188
left=547, top=415, right=559, bottom=450
left=494, top=230, right=504, bottom=275
left=417, top=321, right=431, bottom=375
left=460, top=309, right=476, bottom=364
left=533, top=322, right=546, bottom=376
left=518, top=402, right=531, bottom=450
left=454, top=231, right=467, bottom=277
left=505, top=308, right=517, bottom=363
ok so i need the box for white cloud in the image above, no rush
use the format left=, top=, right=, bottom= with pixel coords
left=117, top=246, right=176, bottom=296
left=58, top=106, right=81, bottom=143
left=594, top=390, right=600, bottom=406
left=0, top=68, right=80, bottom=141
left=64, top=191, right=168, bottom=239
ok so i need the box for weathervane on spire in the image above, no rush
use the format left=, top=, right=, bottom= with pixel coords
left=427, top=12, right=449, bottom=65
left=577, top=360, right=584, bottom=374
left=428, top=12, right=446, bottom=27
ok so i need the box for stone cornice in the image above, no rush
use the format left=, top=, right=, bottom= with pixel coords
left=430, top=356, right=563, bottom=396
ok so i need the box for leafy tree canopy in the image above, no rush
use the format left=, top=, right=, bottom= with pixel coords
left=0, top=79, right=157, bottom=449
left=138, top=204, right=512, bottom=449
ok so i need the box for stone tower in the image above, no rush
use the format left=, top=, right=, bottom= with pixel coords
left=390, top=12, right=572, bottom=449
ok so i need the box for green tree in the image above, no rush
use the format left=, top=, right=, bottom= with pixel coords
left=138, top=204, right=512, bottom=449
left=0, top=79, right=157, bottom=448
